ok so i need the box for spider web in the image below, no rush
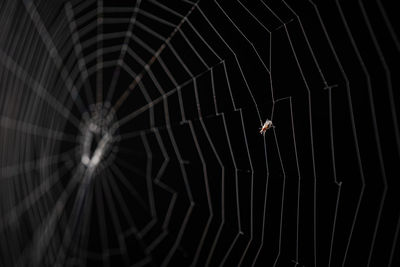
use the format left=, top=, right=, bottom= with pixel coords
left=1, top=0, right=400, bottom=266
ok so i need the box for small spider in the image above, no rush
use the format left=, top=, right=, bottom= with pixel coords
left=259, top=119, right=274, bottom=135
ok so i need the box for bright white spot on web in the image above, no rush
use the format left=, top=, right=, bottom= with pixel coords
left=81, top=155, right=90, bottom=165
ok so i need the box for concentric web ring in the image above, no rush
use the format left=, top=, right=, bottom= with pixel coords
left=1, top=0, right=400, bottom=266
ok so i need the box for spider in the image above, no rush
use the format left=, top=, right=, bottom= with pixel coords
left=259, top=119, right=274, bottom=135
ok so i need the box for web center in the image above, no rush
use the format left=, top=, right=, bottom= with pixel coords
left=81, top=123, right=112, bottom=168
left=78, top=104, right=119, bottom=176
